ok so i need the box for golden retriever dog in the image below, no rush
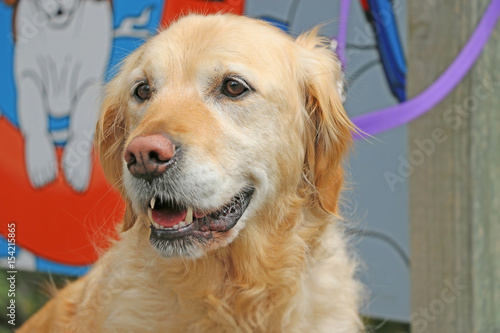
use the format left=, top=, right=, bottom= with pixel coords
left=19, top=14, right=363, bottom=333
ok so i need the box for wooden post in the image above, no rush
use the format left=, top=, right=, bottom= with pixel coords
left=408, top=1, right=500, bottom=332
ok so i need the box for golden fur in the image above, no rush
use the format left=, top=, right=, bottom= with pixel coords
left=19, top=14, right=363, bottom=332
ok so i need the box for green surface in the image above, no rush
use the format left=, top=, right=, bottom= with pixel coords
left=0, top=270, right=76, bottom=331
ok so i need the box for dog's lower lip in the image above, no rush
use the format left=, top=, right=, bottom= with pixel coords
left=148, top=187, right=254, bottom=242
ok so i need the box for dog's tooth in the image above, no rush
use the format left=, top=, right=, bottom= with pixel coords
left=179, top=221, right=186, bottom=227
left=186, top=207, right=193, bottom=224
left=147, top=208, right=155, bottom=225
left=173, top=224, right=179, bottom=230
left=150, top=197, right=156, bottom=209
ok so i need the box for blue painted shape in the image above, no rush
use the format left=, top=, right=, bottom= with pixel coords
left=35, top=257, right=91, bottom=276
left=106, top=1, right=165, bottom=82
left=0, top=3, right=17, bottom=126
left=258, top=16, right=289, bottom=33
left=0, top=235, right=89, bottom=276
left=367, top=0, right=407, bottom=101
left=48, top=115, right=70, bottom=131
left=0, top=236, right=13, bottom=257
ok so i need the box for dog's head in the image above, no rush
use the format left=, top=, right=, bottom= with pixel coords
left=96, top=14, right=354, bottom=258
left=35, top=0, right=80, bottom=27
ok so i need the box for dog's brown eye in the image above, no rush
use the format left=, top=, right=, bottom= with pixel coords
left=221, top=78, right=248, bottom=98
left=134, top=82, right=151, bottom=101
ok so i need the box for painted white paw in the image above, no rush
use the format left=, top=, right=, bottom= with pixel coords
left=62, top=137, right=92, bottom=192
left=25, top=135, right=58, bottom=188
left=16, top=249, right=36, bottom=271
left=62, top=136, right=93, bottom=192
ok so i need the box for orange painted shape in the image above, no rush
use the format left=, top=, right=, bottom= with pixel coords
left=161, top=0, right=245, bottom=28
left=0, top=118, right=124, bottom=265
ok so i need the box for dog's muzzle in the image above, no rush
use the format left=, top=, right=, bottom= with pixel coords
left=146, top=187, right=254, bottom=242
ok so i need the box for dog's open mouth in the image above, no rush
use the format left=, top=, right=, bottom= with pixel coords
left=146, top=187, right=254, bottom=241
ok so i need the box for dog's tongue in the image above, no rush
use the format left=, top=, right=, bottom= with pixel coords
left=152, top=206, right=187, bottom=228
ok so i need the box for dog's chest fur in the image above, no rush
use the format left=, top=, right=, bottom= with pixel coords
left=66, top=218, right=361, bottom=333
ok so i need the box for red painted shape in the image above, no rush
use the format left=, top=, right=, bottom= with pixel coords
left=0, top=118, right=124, bottom=265
left=360, top=0, right=370, bottom=11
left=160, top=0, right=245, bottom=28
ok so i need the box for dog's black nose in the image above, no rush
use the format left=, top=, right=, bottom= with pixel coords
left=56, top=7, right=63, bottom=16
left=124, top=134, right=177, bottom=181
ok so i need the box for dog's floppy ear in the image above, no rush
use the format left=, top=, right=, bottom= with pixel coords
left=95, top=78, right=137, bottom=231
left=297, top=28, right=355, bottom=215
left=96, top=47, right=146, bottom=231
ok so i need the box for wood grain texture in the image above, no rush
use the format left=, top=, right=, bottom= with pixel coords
left=470, top=2, right=500, bottom=329
left=408, top=0, right=500, bottom=332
